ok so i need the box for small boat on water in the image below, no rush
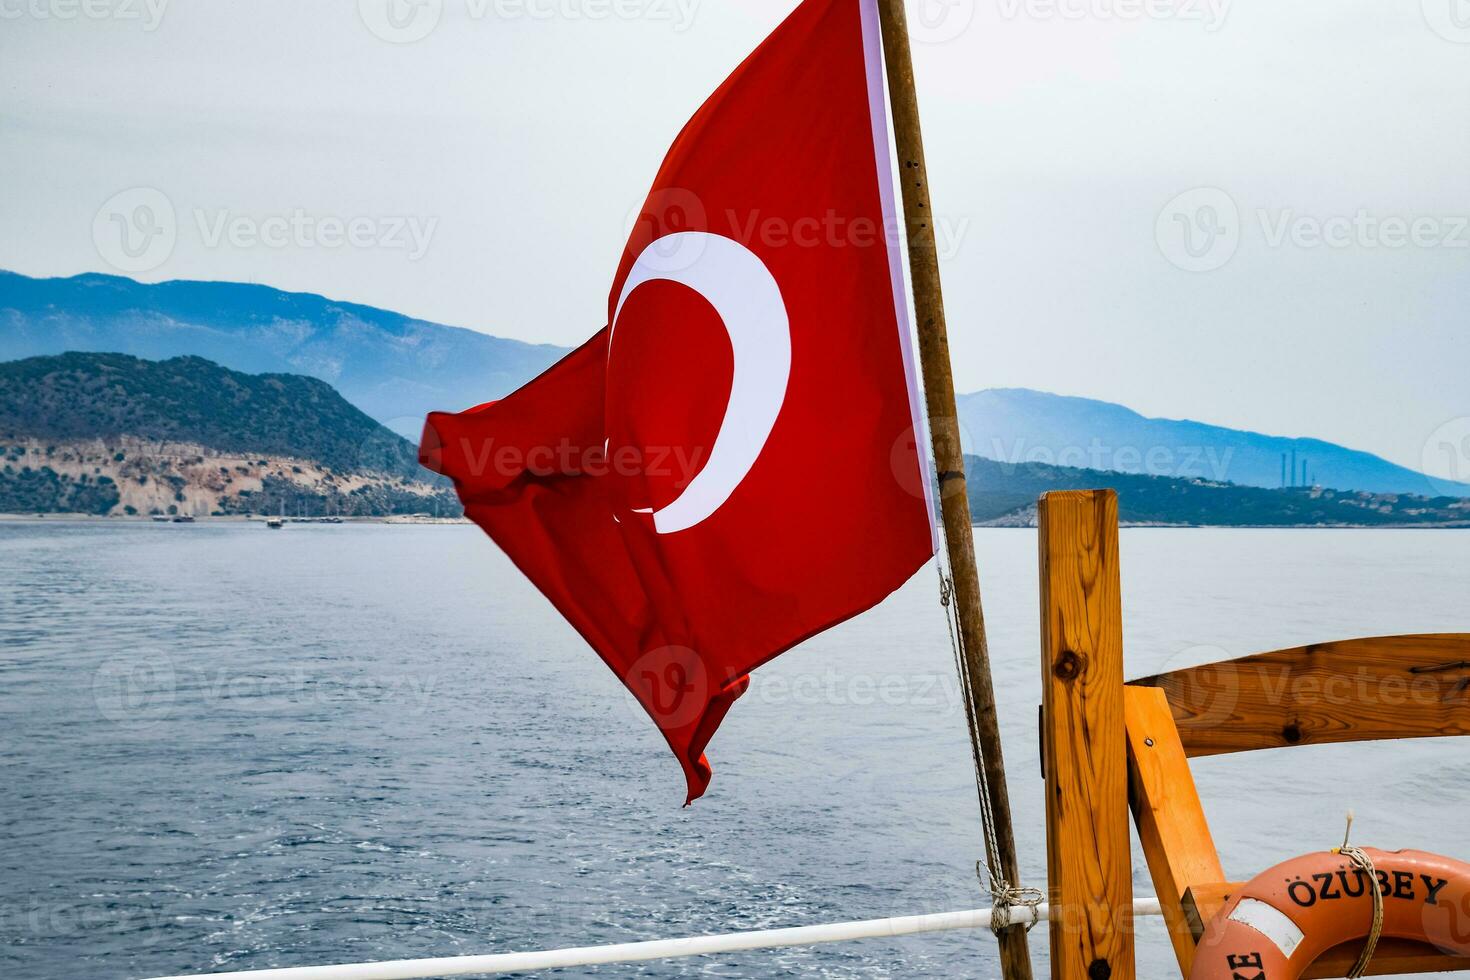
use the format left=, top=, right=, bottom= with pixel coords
left=265, top=517, right=283, bottom=529
left=170, top=515, right=195, bottom=523
left=150, top=515, right=170, bottom=523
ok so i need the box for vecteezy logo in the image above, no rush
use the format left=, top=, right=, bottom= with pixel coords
left=92, top=187, right=177, bottom=274
left=1144, top=644, right=1241, bottom=727
left=358, top=0, right=442, bottom=43
left=621, top=645, right=710, bottom=729
left=1422, top=417, right=1470, bottom=496
left=909, top=0, right=976, bottom=44
left=622, top=187, right=709, bottom=274
left=1422, top=0, right=1470, bottom=42
left=1155, top=187, right=1240, bottom=272
left=93, top=655, right=176, bottom=726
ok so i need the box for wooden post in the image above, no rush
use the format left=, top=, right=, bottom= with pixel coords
left=1037, top=490, right=1135, bottom=979
left=1124, top=685, right=1224, bottom=976
left=874, top=3, right=1033, bottom=977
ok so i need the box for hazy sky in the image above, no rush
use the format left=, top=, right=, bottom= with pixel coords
left=2, top=0, right=1467, bottom=477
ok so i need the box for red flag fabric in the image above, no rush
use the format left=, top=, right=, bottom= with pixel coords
left=421, top=0, right=935, bottom=804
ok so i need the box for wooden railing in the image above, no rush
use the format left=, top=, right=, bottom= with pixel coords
left=1130, top=633, right=1470, bottom=757
left=1038, top=488, right=1470, bottom=979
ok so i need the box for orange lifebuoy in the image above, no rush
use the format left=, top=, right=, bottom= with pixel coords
left=1189, top=848, right=1470, bottom=980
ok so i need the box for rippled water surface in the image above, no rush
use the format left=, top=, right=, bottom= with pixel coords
left=1, top=521, right=1466, bottom=979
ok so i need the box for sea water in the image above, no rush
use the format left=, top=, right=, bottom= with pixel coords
left=1, top=521, right=1466, bottom=979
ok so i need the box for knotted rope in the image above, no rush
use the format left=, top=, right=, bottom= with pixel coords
left=1333, top=811, right=1384, bottom=979
left=936, top=556, right=1043, bottom=932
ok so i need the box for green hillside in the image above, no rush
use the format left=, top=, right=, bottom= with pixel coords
left=0, top=352, right=422, bottom=478
left=0, top=353, right=454, bottom=517
left=968, top=456, right=1470, bottom=527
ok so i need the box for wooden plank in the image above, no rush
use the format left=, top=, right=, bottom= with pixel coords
left=1038, top=490, right=1134, bottom=980
left=1129, top=634, right=1470, bottom=757
left=1123, top=686, right=1224, bottom=976
left=1308, top=941, right=1470, bottom=978
left=1185, top=883, right=1470, bottom=977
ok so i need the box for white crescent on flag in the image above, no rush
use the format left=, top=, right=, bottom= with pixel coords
left=609, top=232, right=792, bottom=534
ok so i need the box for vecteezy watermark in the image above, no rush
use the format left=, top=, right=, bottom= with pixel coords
left=1157, top=187, right=1470, bottom=272
left=1155, top=187, right=1240, bottom=272
left=1422, top=417, right=1470, bottom=497
left=1257, top=209, right=1470, bottom=252
left=908, top=0, right=976, bottom=44
left=93, top=654, right=177, bottom=726
left=0, top=898, right=171, bottom=947
left=445, top=435, right=708, bottom=483
left=1142, top=644, right=1241, bottom=725
left=0, top=0, right=169, bottom=30
left=889, top=422, right=937, bottom=504
left=997, top=0, right=1229, bottom=31
left=92, top=656, right=440, bottom=724
left=985, top=436, right=1235, bottom=481
left=718, top=209, right=970, bottom=260
left=193, top=209, right=437, bottom=261
left=618, top=653, right=963, bottom=728
left=91, top=187, right=438, bottom=273
left=1422, top=892, right=1470, bottom=960
left=357, top=0, right=698, bottom=43
left=488, top=0, right=699, bottom=29
left=1422, top=0, right=1470, bottom=43
left=358, top=0, right=443, bottom=43
left=744, top=668, right=962, bottom=712
left=623, top=187, right=971, bottom=274
left=622, top=645, right=710, bottom=728
left=1140, top=641, right=1470, bottom=731
left=92, top=187, right=177, bottom=274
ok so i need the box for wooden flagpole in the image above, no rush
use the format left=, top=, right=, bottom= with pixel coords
left=873, top=3, right=1035, bottom=978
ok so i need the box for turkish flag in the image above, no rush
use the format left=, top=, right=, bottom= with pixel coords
left=421, top=0, right=935, bottom=803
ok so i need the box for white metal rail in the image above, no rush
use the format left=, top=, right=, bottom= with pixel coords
left=142, top=898, right=1165, bottom=980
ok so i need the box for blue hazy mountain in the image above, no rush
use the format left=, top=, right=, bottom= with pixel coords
left=0, top=270, right=567, bottom=436
left=4, top=270, right=1461, bottom=499
left=957, top=388, right=1469, bottom=497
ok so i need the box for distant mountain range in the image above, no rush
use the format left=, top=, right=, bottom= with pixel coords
left=3, top=269, right=1464, bottom=501
left=0, top=352, right=456, bottom=517
left=957, top=388, right=1470, bottom=498
left=0, top=270, right=566, bottom=436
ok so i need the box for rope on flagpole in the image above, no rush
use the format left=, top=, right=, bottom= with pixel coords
left=934, top=530, right=1043, bottom=931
